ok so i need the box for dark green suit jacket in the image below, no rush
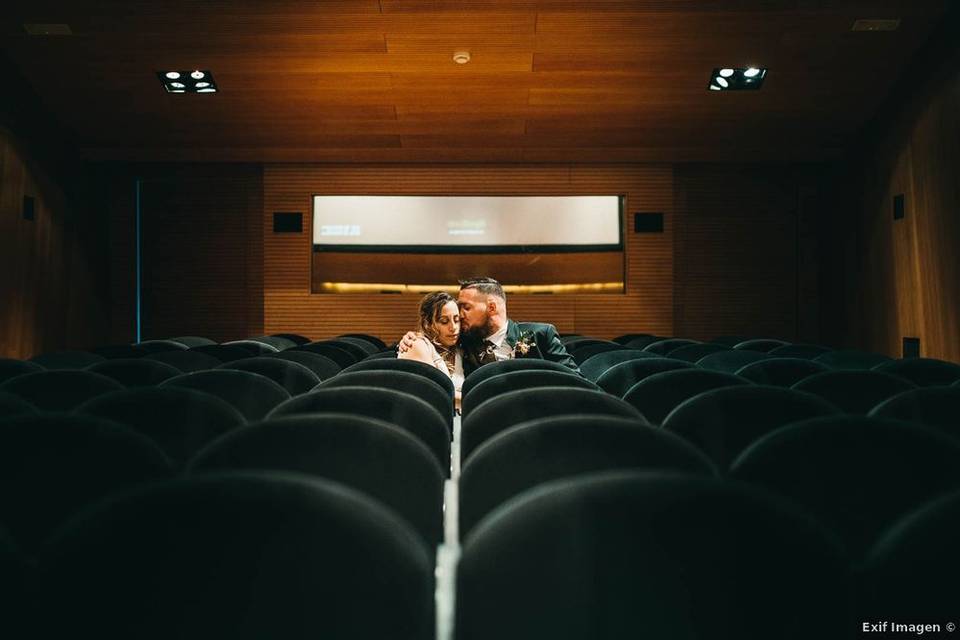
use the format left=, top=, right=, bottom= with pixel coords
left=461, top=319, right=580, bottom=376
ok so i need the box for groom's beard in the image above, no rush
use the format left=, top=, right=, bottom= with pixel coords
left=463, top=314, right=495, bottom=343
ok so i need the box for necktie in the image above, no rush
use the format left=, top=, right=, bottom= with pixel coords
left=478, top=340, right=498, bottom=365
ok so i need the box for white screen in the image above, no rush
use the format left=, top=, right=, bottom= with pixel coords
left=312, top=195, right=621, bottom=249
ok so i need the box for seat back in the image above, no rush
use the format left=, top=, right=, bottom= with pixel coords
left=77, top=387, right=246, bottom=468
left=0, top=370, right=125, bottom=411
left=579, top=349, right=662, bottom=382
left=814, top=349, right=892, bottom=370
left=622, top=369, right=751, bottom=425
left=661, top=385, right=840, bottom=469
left=792, top=369, right=916, bottom=414
left=697, top=349, right=772, bottom=373
left=318, top=370, right=453, bottom=426
left=0, top=413, right=172, bottom=553
left=269, top=386, right=450, bottom=473
left=29, top=350, right=105, bottom=370
left=868, top=386, right=960, bottom=439
left=461, top=358, right=577, bottom=399
left=595, top=357, right=694, bottom=397
left=462, top=387, right=646, bottom=462
left=217, top=357, right=320, bottom=396
left=456, top=471, right=848, bottom=640
left=730, top=416, right=960, bottom=559
left=188, top=414, right=445, bottom=544
left=39, top=472, right=435, bottom=640
left=462, top=369, right=599, bottom=418
left=161, top=370, right=290, bottom=422
left=341, top=357, right=455, bottom=398
left=872, top=358, right=960, bottom=387
left=735, top=357, right=830, bottom=387
left=87, top=358, right=182, bottom=387
left=460, top=416, right=716, bottom=537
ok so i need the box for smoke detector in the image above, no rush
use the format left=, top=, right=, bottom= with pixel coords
left=453, top=51, right=471, bottom=64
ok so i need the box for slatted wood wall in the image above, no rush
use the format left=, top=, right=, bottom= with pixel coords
left=673, top=164, right=820, bottom=343
left=112, top=165, right=264, bottom=344
left=264, top=165, right=673, bottom=342
left=0, top=127, right=109, bottom=358
left=820, top=64, right=960, bottom=361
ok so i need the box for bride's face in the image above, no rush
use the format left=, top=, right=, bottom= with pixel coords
left=433, top=300, right=460, bottom=348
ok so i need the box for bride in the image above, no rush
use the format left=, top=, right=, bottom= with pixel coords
left=398, top=291, right=465, bottom=411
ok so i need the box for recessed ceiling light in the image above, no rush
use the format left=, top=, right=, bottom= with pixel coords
left=453, top=51, right=471, bottom=64
left=707, top=67, right=767, bottom=91
left=157, top=70, right=218, bottom=94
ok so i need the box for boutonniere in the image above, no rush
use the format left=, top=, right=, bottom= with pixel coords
left=512, top=331, right=536, bottom=357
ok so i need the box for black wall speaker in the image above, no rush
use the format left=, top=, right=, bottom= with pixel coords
left=273, top=212, right=303, bottom=233
left=23, top=195, right=35, bottom=221
left=634, top=212, right=664, bottom=233
left=893, top=194, right=905, bottom=220
left=902, top=337, right=920, bottom=359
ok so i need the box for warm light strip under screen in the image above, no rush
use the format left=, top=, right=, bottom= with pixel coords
left=317, top=282, right=624, bottom=294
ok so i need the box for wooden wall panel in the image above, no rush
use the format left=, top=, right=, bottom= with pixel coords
left=264, top=165, right=673, bottom=342
left=121, top=165, right=264, bottom=343
left=674, top=165, right=808, bottom=342
left=0, top=127, right=109, bottom=358
left=821, top=63, right=960, bottom=361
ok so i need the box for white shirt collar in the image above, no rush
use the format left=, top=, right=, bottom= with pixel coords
left=486, top=323, right=509, bottom=347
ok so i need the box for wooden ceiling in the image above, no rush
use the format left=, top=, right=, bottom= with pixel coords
left=0, top=0, right=949, bottom=163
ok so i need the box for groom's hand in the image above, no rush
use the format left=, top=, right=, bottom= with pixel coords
left=397, top=331, right=421, bottom=353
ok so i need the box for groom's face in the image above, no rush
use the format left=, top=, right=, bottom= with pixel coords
left=458, top=287, right=492, bottom=340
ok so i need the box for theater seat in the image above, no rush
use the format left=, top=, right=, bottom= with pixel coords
left=0, top=391, right=38, bottom=419
left=734, top=357, right=830, bottom=387
left=39, top=472, right=435, bottom=640
left=859, top=488, right=960, bottom=622
left=0, top=413, right=173, bottom=554
left=622, top=369, right=751, bottom=425
left=143, top=349, right=223, bottom=373
left=87, top=358, right=182, bottom=387
left=661, top=385, right=840, bottom=469
left=461, top=387, right=646, bottom=462
left=872, top=358, right=960, bottom=387
left=77, top=387, right=246, bottom=468
left=188, top=414, right=445, bottom=545
left=730, top=416, right=960, bottom=559
left=29, top=350, right=105, bottom=370
left=456, top=471, right=848, bottom=640
left=461, top=359, right=577, bottom=399
left=317, top=370, right=453, bottom=427
left=268, top=350, right=341, bottom=380
left=459, top=416, right=715, bottom=537
left=696, top=349, right=772, bottom=374
left=461, top=369, right=599, bottom=418
left=0, top=370, right=125, bottom=412
left=579, top=349, right=660, bottom=382
left=792, top=369, right=916, bottom=414
left=269, top=386, right=450, bottom=473
left=161, top=370, right=290, bottom=422
left=869, top=386, right=960, bottom=439
left=341, top=358, right=455, bottom=399
left=0, top=358, right=44, bottom=384
left=217, top=357, right=320, bottom=396
left=595, top=357, right=694, bottom=398
left=814, top=349, right=892, bottom=370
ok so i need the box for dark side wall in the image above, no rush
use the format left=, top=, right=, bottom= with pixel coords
left=819, top=6, right=960, bottom=361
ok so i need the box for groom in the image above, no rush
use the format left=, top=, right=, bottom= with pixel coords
left=432, top=277, right=580, bottom=376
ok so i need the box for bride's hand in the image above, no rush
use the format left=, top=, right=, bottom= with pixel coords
left=397, top=331, right=421, bottom=354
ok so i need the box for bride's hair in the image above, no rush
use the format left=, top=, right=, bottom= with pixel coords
left=417, top=291, right=457, bottom=344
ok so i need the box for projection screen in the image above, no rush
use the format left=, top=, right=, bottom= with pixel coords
left=312, top=195, right=622, bottom=252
